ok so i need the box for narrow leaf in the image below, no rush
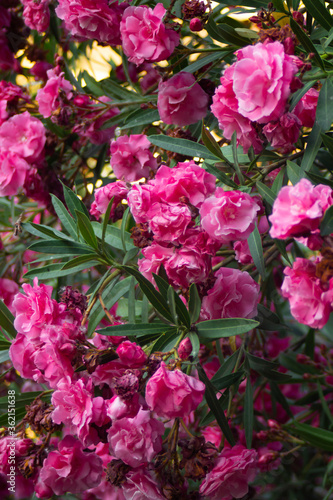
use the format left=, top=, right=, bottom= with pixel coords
left=244, top=376, right=254, bottom=448
left=196, top=318, right=259, bottom=340
left=188, top=331, right=200, bottom=358
left=148, top=135, right=219, bottom=161
left=75, top=210, right=99, bottom=249
left=290, top=18, right=324, bottom=70
left=62, top=183, right=90, bottom=220
left=51, top=194, right=77, bottom=239
left=256, top=181, right=276, bottom=206
left=247, top=224, right=266, bottom=279
left=189, top=284, right=201, bottom=324
left=98, top=323, right=174, bottom=336
left=289, top=422, right=333, bottom=451
left=302, top=0, right=333, bottom=32
left=321, top=205, right=333, bottom=235
left=0, top=301, right=16, bottom=339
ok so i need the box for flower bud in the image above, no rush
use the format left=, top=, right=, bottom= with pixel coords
left=190, top=18, right=203, bottom=31
left=178, top=337, right=192, bottom=360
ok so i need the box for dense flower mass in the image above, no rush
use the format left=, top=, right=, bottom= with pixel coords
left=1, top=2, right=333, bottom=499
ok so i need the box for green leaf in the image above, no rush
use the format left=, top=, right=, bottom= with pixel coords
left=141, top=295, right=149, bottom=323
left=62, top=183, right=90, bottom=221
left=302, top=0, right=333, bottom=32
left=101, top=197, right=114, bottom=252
left=272, top=0, right=289, bottom=13
left=306, top=171, right=333, bottom=189
left=280, top=352, right=318, bottom=375
left=198, top=364, right=236, bottom=446
left=202, top=124, right=229, bottom=162
left=244, top=375, right=254, bottom=448
left=61, top=254, right=101, bottom=270
left=211, top=349, right=240, bottom=382
left=206, top=19, right=250, bottom=46
left=196, top=318, right=259, bottom=340
left=92, top=222, right=134, bottom=251
left=271, top=167, right=285, bottom=195
left=82, top=71, right=138, bottom=101
left=122, top=266, right=173, bottom=323
left=0, top=391, right=51, bottom=411
left=288, top=422, right=333, bottom=451
left=287, top=160, right=301, bottom=185
left=28, top=240, right=93, bottom=255
left=290, top=18, right=324, bottom=70
left=256, top=304, right=286, bottom=331
left=270, top=381, right=293, bottom=417
left=247, top=223, right=266, bottom=279
left=231, top=131, right=244, bottom=184
left=167, top=286, right=178, bottom=325
left=97, top=322, right=174, bottom=336
left=75, top=210, right=98, bottom=250
left=153, top=274, right=191, bottom=328
left=188, top=331, right=200, bottom=358
left=322, top=133, right=333, bottom=156
left=273, top=239, right=292, bottom=265
left=121, top=207, right=131, bottom=255
left=203, top=162, right=239, bottom=188
left=256, top=181, right=276, bottom=206
left=121, top=109, right=160, bottom=130
left=123, top=247, right=139, bottom=265
left=316, top=77, right=333, bottom=131
left=51, top=195, right=77, bottom=239
left=148, top=135, right=219, bottom=161
left=87, top=277, right=132, bottom=336
left=212, top=371, right=244, bottom=391
left=24, top=261, right=99, bottom=280
left=300, top=123, right=323, bottom=176
left=23, top=222, right=73, bottom=242
left=183, top=52, right=227, bottom=74
left=0, top=350, right=10, bottom=363
left=150, top=329, right=179, bottom=352
left=321, top=205, right=333, bottom=235
left=128, top=276, right=136, bottom=324
left=0, top=301, right=16, bottom=339
left=189, top=284, right=201, bottom=324
left=247, top=353, right=279, bottom=371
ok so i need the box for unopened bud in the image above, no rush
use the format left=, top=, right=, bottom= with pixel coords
left=178, top=337, right=192, bottom=360
left=190, top=18, right=204, bottom=31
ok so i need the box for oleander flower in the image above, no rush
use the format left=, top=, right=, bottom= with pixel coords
left=145, top=362, right=205, bottom=419
left=158, top=72, right=209, bottom=126
left=294, top=87, right=319, bottom=128
left=263, top=112, right=301, bottom=154
left=37, top=69, right=73, bottom=118
left=110, top=134, right=157, bottom=182
left=200, top=445, right=257, bottom=500
left=269, top=178, right=333, bottom=239
left=120, top=4, right=179, bottom=65
left=201, top=267, right=260, bottom=320
left=22, top=0, right=50, bottom=33
left=0, top=149, right=29, bottom=196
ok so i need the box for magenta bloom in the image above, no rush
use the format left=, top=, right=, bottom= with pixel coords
left=269, top=178, right=333, bottom=239
left=148, top=202, right=193, bottom=243
left=108, top=408, right=164, bottom=467
left=128, top=183, right=158, bottom=224
left=158, top=72, right=209, bottom=126
left=153, top=161, right=216, bottom=208
left=200, top=187, right=260, bottom=243
left=0, top=278, right=19, bottom=313
left=201, top=268, right=260, bottom=320
left=22, top=0, right=50, bottom=33
left=281, top=258, right=332, bottom=329
left=55, top=0, right=126, bottom=46
left=165, top=246, right=211, bottom=289
left=110, top=134, right=157, bottom=182
left=120, top=4, right=179, bottom=65
left=263, top=112, right=301, bottom=154
left=0, top=111, right=46, bottom=162
left=232, top=41, right=297, bottom=123
left=90, top=181, right=129, bottom=221
left=294, top=87, right=319, bottom=128
left=199, top=445, right=257, bottom=500
left=145, top=362, right=205, bottom=419
left=36, top=435, right=103, bottom=497
left=211, top=66, right=263, bottom=154
left=13, top=277, right=57, bottom=340
left=116, top=341, right=148, bottom=368
left=37, top=69, right=72, bottom=118
left=123, top=470, right=164, bottom=500
left=0, top=150, right=29, bottom=196
left=138, top=243, right=174, bottom=283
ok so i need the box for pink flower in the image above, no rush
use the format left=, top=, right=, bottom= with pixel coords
left=128, top=183, right=158, bottom=224
left=108, top=408, right=164, bottom=467
left=0, top=278, right=19, bottom=313
left=199, top=445, right=257, bottom=500
left=0, top=111, right=46, bottom=162
left=138, top=243, right=174, bottom=283
left=0, top=149, right=29, bottom=197
left=55, top=0, right=126, bottom=46
left=9, top=334, right=43, bottom=381
left=201, top=268, right=260, bottom=320
left=200, top=187, right=260, bottom=243
left=36, top=435, right=103, bottom=497
left=178, top=337, right=192, bottom=360
left=281, top=258, right=332, bottom=329
left=164, top=246, right=211, bottom=288
left=149, top=202, right=193, bottom=243
left=52, top=378, right=108, bottom=446
left=90, top=181, right=129, bottom=221
left=116, top=341, right=148, bottom=368
left=13, top=277, right=57, bottom=340
left=0, top=80, right=28, bottom=126
left=158, top=72, right=209, bottom=126
left=110, top=134, right=157, bottom=182
left=37, top=69, right=72, bottom=118
left=153, top=161, right=216, bottom=208
left=294, top=88, right=319, bottom=128
left=123, top=470, right=164, bottom=500
left=232, top=41, right=298, bottom=123
left=22, top=0, right=50, bottom=33
left=233, top=240, right=252, bottom=264
left=263, top=112, right=301, bottom=154
left=145, top=362, right=205, bottom=419
left=211, top=66, right=263, bottom=154
left=269, top=178, right=333, bottom=239
left=120, top=4, right=179, bottom=65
